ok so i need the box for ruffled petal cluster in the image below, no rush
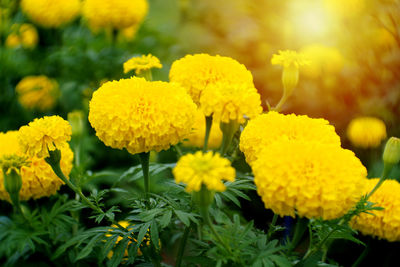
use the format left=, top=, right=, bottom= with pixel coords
left=82, top=0, right=148, bottom=30
left=271, top=50, right=310, bottom=69
left=21, top=0, right=80, bottom=28
left=173, top=151, right=235, bottom=192
left=240, top=111, right=341, bottom=163
left=88, top=77, right=197, bottom=154
left=123, top=54, right=162, bottom=75
left=18, top=116, right=72, bottom=158
left=350, top=178, right=400, bottom=241
left=347, top=117, right=387, bottom=148
left=15, top=75, right=59, bottom=111
left=169, top=54, right=255, bottom=106
left=5, top=23, right=38, bottom=49
left=200, top=82, right=262, bottom=123
left=183, top=109, right=222, bottom=149
left=0, top=131, right=73, bottom=201
left=252, top=141, right=367, bottom=220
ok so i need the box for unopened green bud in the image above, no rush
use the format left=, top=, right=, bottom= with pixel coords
left=0, top=155, right=26, bottom=207
left=282, top=65, right=299, bottom=97
left=68, top=110, right=85, bottom=136
left=383, top=137, right=400, bottom=166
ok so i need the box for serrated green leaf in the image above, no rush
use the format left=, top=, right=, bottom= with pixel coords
left=159, top=210, right=172, bottom=228
left=150, top=219, right=160, bottom=250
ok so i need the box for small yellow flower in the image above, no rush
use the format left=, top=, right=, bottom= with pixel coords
left=200, top=82, right=262, bottom=124
left=350, top=178, right=400, bottom=242
left=18, top=116, right=72, bottom=158
left=82, top=0, right=148, bottom=30
left=183, top=109, right=222, bottom=149
left=21, top=0, right=81, bottom=28
left=173, top=151, right=235, bottom=192
left=123, top=54, right=162, bottom=75
left=15, top=75, right=59, bottom=111
left=271, top=50, right=310, bottom=69
left=240, top=111, right=341, bottom=163
left=0, top=131, right=73, bottom=201
left=347, top=117, right=387, bottom=148
left=89, top=77, right=197, bottom=154
left=169, top=54, right=254, bottom=106
left=252, top=140, right=367, bottom=220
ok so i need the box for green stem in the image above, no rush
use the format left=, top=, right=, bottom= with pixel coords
left=174, top=145, right=183, bottom=158
left=176, top=225, right=191, bottom=267
left=203, top=116, right=213, bottom=152
left=267, top=214, right=278, bottom=239
left=273, top=91, right=289, bottom=112
left=288, top=217, right=308, bottom=252
left=200, top=207, right=231, bottom=252
left=366, top=164, right=391, bottom=200
left=139, top=152, right=150, bottom=197
left=351, top=241, right=370, bottom=267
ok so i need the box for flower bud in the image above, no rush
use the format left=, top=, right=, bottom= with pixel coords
left=3, top=168, right=22, bottom=199
left=383, top=137, right=400, bottom=166
left=0, top=155, right=27, bottom=206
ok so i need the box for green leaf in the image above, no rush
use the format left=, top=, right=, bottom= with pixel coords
left=270, top=255, right=292, bottom=267
left=159, top=210, right=172, bottom=228
left=108, top=237, right=130, bottom=267
left=174, top=210, right=190, bottom=226
left=76, top=233, right=105, bottom=261
left=150, top=219, right=160, bottom=250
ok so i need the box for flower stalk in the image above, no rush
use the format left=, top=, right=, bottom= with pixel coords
left=203, top=116, right=213, bottom=152
left=139, top=152, right=151, bottom=197
left=219, top=120, right=239, bottom=156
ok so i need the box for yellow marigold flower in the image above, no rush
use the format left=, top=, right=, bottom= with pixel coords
left=347, top=117, right=387, bottom=148
left=15, top=75, right=59, bottom=111
left=183, top=109, right=222, bottom=149
left=0, top=131, right=73, bottom=201
left=271, top=50, right=309, bottom=69
left=240, top=111, right=341, bottom=163
left=200, top=82, right=262, bottom=124
left=18, top=116, right=72, bottom=158
left=173, top=151, right=235, bottom=192
left=350, top=178, right=400, bottom=242
left=21, top=0, right=80, bottom=28
left=169, top=54, right=254, bottom=105
left=119, top=24, right=140, bottom=41
left=300, top=44, right=344, bottom=78
left=123, top=54, right=162, bottom=75
left=88, top=77, right=197, bottom=154
left=252, top=141, right=367, bottom=220
left=82, top=0, right=148, bottom=30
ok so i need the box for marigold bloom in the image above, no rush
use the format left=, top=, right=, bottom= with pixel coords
left=271, top=50, right=309, bottom=69
left=240, top=111, right=341, bottom=163
left=173, top=151, right=235, bottom=192
left=89, top=77, right=197, bottom=154
left=18, top=116, right=72, bottom=158
left=15, top=75, right=59, bottom=111
left=21, top=0, right=80, bottom=28
left=0, top=131, right=73, bottom=201
left=252, top=141, right=367, bottom=220
left=123, top=54, right=162, bottom=75
left=6, top=24, right=39, bottom=49
left=350, top=178, right=400, bottom=241
left=82, top=0, right=148, bottom=30
left=169, top=54, right=254, bottom=105
left=347, top=117, right=387, bottom=148
left=183, top=109, right=222, bottom=149
left=200, top=82, right=262, bottom=124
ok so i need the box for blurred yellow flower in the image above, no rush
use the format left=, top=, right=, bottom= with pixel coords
left=323, top=0, right=364, bottom=19
left=123, top=54, right=162, bottom=75
left=82, top=0, right=148, bottom=30
left=350, top=178, right=400, bottom=242
left=173, top=151, right=235, bottom=192
left=183, top=109, right=222, bottom=149
left=252, top=141, right=367, bottom=220
left=15, top=75, right=59, bottom=111
left=18, top=116, right=72, bottom=158
left=169, top=54, right=254, bottom=106
left=300, top=44, right=344, bottom=78
left=5, top=24, right=39, bottom=49
left=88, top=77, right=197, bottom=154
left=347, top=117, right=387, bottom=148
left=21, top=0, right=80, bottom=28
left=0, top=131, right=73, bottom=201
left=240, top=111, right=341, bottom=163
left=200, top=82, right=262, bottom=124
left=119, top=24, right=140, bottom=41
left=271, top=50, right=309, bottom=69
